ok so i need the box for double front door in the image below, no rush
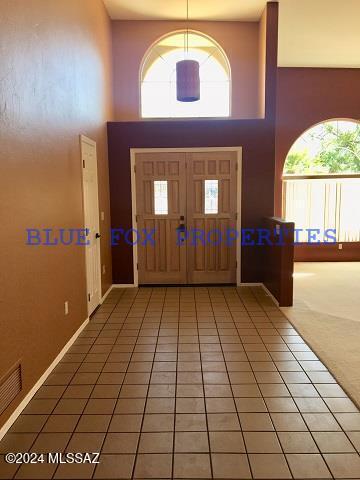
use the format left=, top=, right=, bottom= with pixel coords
left=135, top=150, right=239, bottom=284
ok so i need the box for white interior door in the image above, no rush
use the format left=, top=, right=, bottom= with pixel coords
left=81, top=135, right=101, bottom=315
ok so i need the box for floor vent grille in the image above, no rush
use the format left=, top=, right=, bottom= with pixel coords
left=0, top=364, right=22, bottom=416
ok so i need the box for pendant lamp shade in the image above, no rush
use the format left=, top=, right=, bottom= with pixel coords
left=176, top=59, right=200, bottom=102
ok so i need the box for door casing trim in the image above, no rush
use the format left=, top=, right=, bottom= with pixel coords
left=130, top=147, right=243, bottom=287
left=80, top=134, right=102, bottom=315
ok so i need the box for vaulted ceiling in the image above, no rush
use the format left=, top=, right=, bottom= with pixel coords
left=103, top=0, right=267, bottom=21
left=103, top=0, right=360, bottom=68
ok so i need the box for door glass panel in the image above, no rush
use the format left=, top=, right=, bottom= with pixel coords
left=154, top=180, right=168, bottom=214
left=204, top=179, right=219, bottom=214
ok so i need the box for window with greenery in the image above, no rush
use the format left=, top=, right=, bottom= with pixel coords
left=284, top=120, right=360, bottom=175
left=141, top=31, right=231, bottom=118
left=283, top=120, right=360, bottom=243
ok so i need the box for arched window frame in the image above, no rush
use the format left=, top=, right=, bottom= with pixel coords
left=282, top=118, right=360, bottom=176
left=139, top=30, right=232, bottom=119
left=282, top=118, right=360, bottom=243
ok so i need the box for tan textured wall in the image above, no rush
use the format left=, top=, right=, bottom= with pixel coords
left=111, top=20, right=260, bottom=120
left=0, top=0, right=113, bottom=427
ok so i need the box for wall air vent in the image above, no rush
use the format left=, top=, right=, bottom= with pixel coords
left=0, top=364, right=22, bottom=416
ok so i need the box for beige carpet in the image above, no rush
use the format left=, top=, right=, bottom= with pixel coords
left=282, top=262, right=360, bottom=408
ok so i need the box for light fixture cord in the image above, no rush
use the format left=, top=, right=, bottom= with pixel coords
left=186, top=0, right=189, bottom=52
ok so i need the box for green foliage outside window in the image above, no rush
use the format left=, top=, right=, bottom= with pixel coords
left=284, top=121, right=360, bottom=175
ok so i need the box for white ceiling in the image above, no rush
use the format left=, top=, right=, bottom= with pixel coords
left=278, top=0, right=360, bottom=67
left=103, top=0, right=267, bottom=21
left=104, top=0, right=360, bottom=67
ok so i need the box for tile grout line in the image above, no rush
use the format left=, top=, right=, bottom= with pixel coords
left=198, top=287, right=214, bottom=480
left=8, top=295, right=123, bottom=480
left=54, top=288, right=125, bottom=479
left=130, top=287, right=163, bottom=480
left=223, top=286, right=255, bottom=479
left=171, top=287, right=180, bottom=480
left=92, top=287, right=141, bottom=480
left=47, top=288, right=125, bottom=479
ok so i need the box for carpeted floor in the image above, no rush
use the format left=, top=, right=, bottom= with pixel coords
left=282, top=262, right=360, bottom=408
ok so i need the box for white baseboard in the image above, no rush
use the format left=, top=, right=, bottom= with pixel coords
left=112, top=284, right=137, bottom=288
left=101, top=285, right=113, bottom=303
left=261, top=284, right=280, bottom=306
left=238, top=282, right=280, bottom=306
left=0, top=317, right=89, bottom=441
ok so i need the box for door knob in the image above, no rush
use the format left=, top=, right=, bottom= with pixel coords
left=95, top=233, right=101, bottom=239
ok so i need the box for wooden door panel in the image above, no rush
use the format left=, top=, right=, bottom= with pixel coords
left=135, top=150, right=238, bottom=285
left=136, top=153, right=187, bottom=284
left=186, top=152, right=238, bottom=284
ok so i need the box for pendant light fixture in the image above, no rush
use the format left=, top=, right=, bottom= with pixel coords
left=176, top=0, right=200, bottom=102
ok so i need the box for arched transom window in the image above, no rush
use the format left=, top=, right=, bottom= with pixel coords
left=140, top=31, right=231, bottom=118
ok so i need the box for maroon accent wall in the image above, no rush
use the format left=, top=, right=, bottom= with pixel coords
left=108, top=119, right=275, bottom=283
left=263, top=217, right=294, bottom=307
left=275, top=68, right=360, bottom=261
left=108, top=3, right=279, bottom=285
left=275, top=67, right=360, bottom=216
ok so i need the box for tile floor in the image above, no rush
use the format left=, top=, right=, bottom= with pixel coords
left=0, top=286, right=360, bottom=479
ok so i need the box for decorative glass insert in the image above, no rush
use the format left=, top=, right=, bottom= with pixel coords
left=154, top=181, right=168, bottom=215
left=204, top=180, right=219, bottom=214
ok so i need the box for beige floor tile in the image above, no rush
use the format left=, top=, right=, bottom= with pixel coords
left=66, top=432, right=104, bottom=453
left=271, top=412, right=308, bottom=431
left=108, top=414, right=142, bottom=432
left=303, top=413, right=341, bottom=431
left=146, top=397, right=175, bottom=414
left=312, top=432, right=356, bottom=453
left=176, top=397, right=205, bottom=413
left=278, top=432, right=318, bottom=453
left=142, top=413, right=174, bottom=432
left=235, top=397, right=267, bottom=413
left=347, top=432, right=360, bottom=452
left=324, top=452, right=360, bottom=478
left=102, top=432, right=139, bottom=453
left=206, top=397, right=236, bottom=413
left=209, top=431, right=245, bottom=453
left=173, top=453, right=211, bottom=478
left=94, top=454, right=135, bottom=479
left=175, top=431, right=209, bottom=452
left=212, top=453, right=251, bottom=479
left=176, top=413, right=207, bottom=431
left=0, top=434, right=37, bottom=454
left=244, top=431, right=282, bottom=453
left=249, top=453, right=292, bottom=479
left=207, top=413, right=240, bottom=431
left=239, top=412, right=274, bottom=431
left=2, top=286, right=359, bottom=480
left=115, top=398, right=146, bottom=414
left=134, top=453, right=172, bottom=479
left=138, top=432, right=173, bottom=453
